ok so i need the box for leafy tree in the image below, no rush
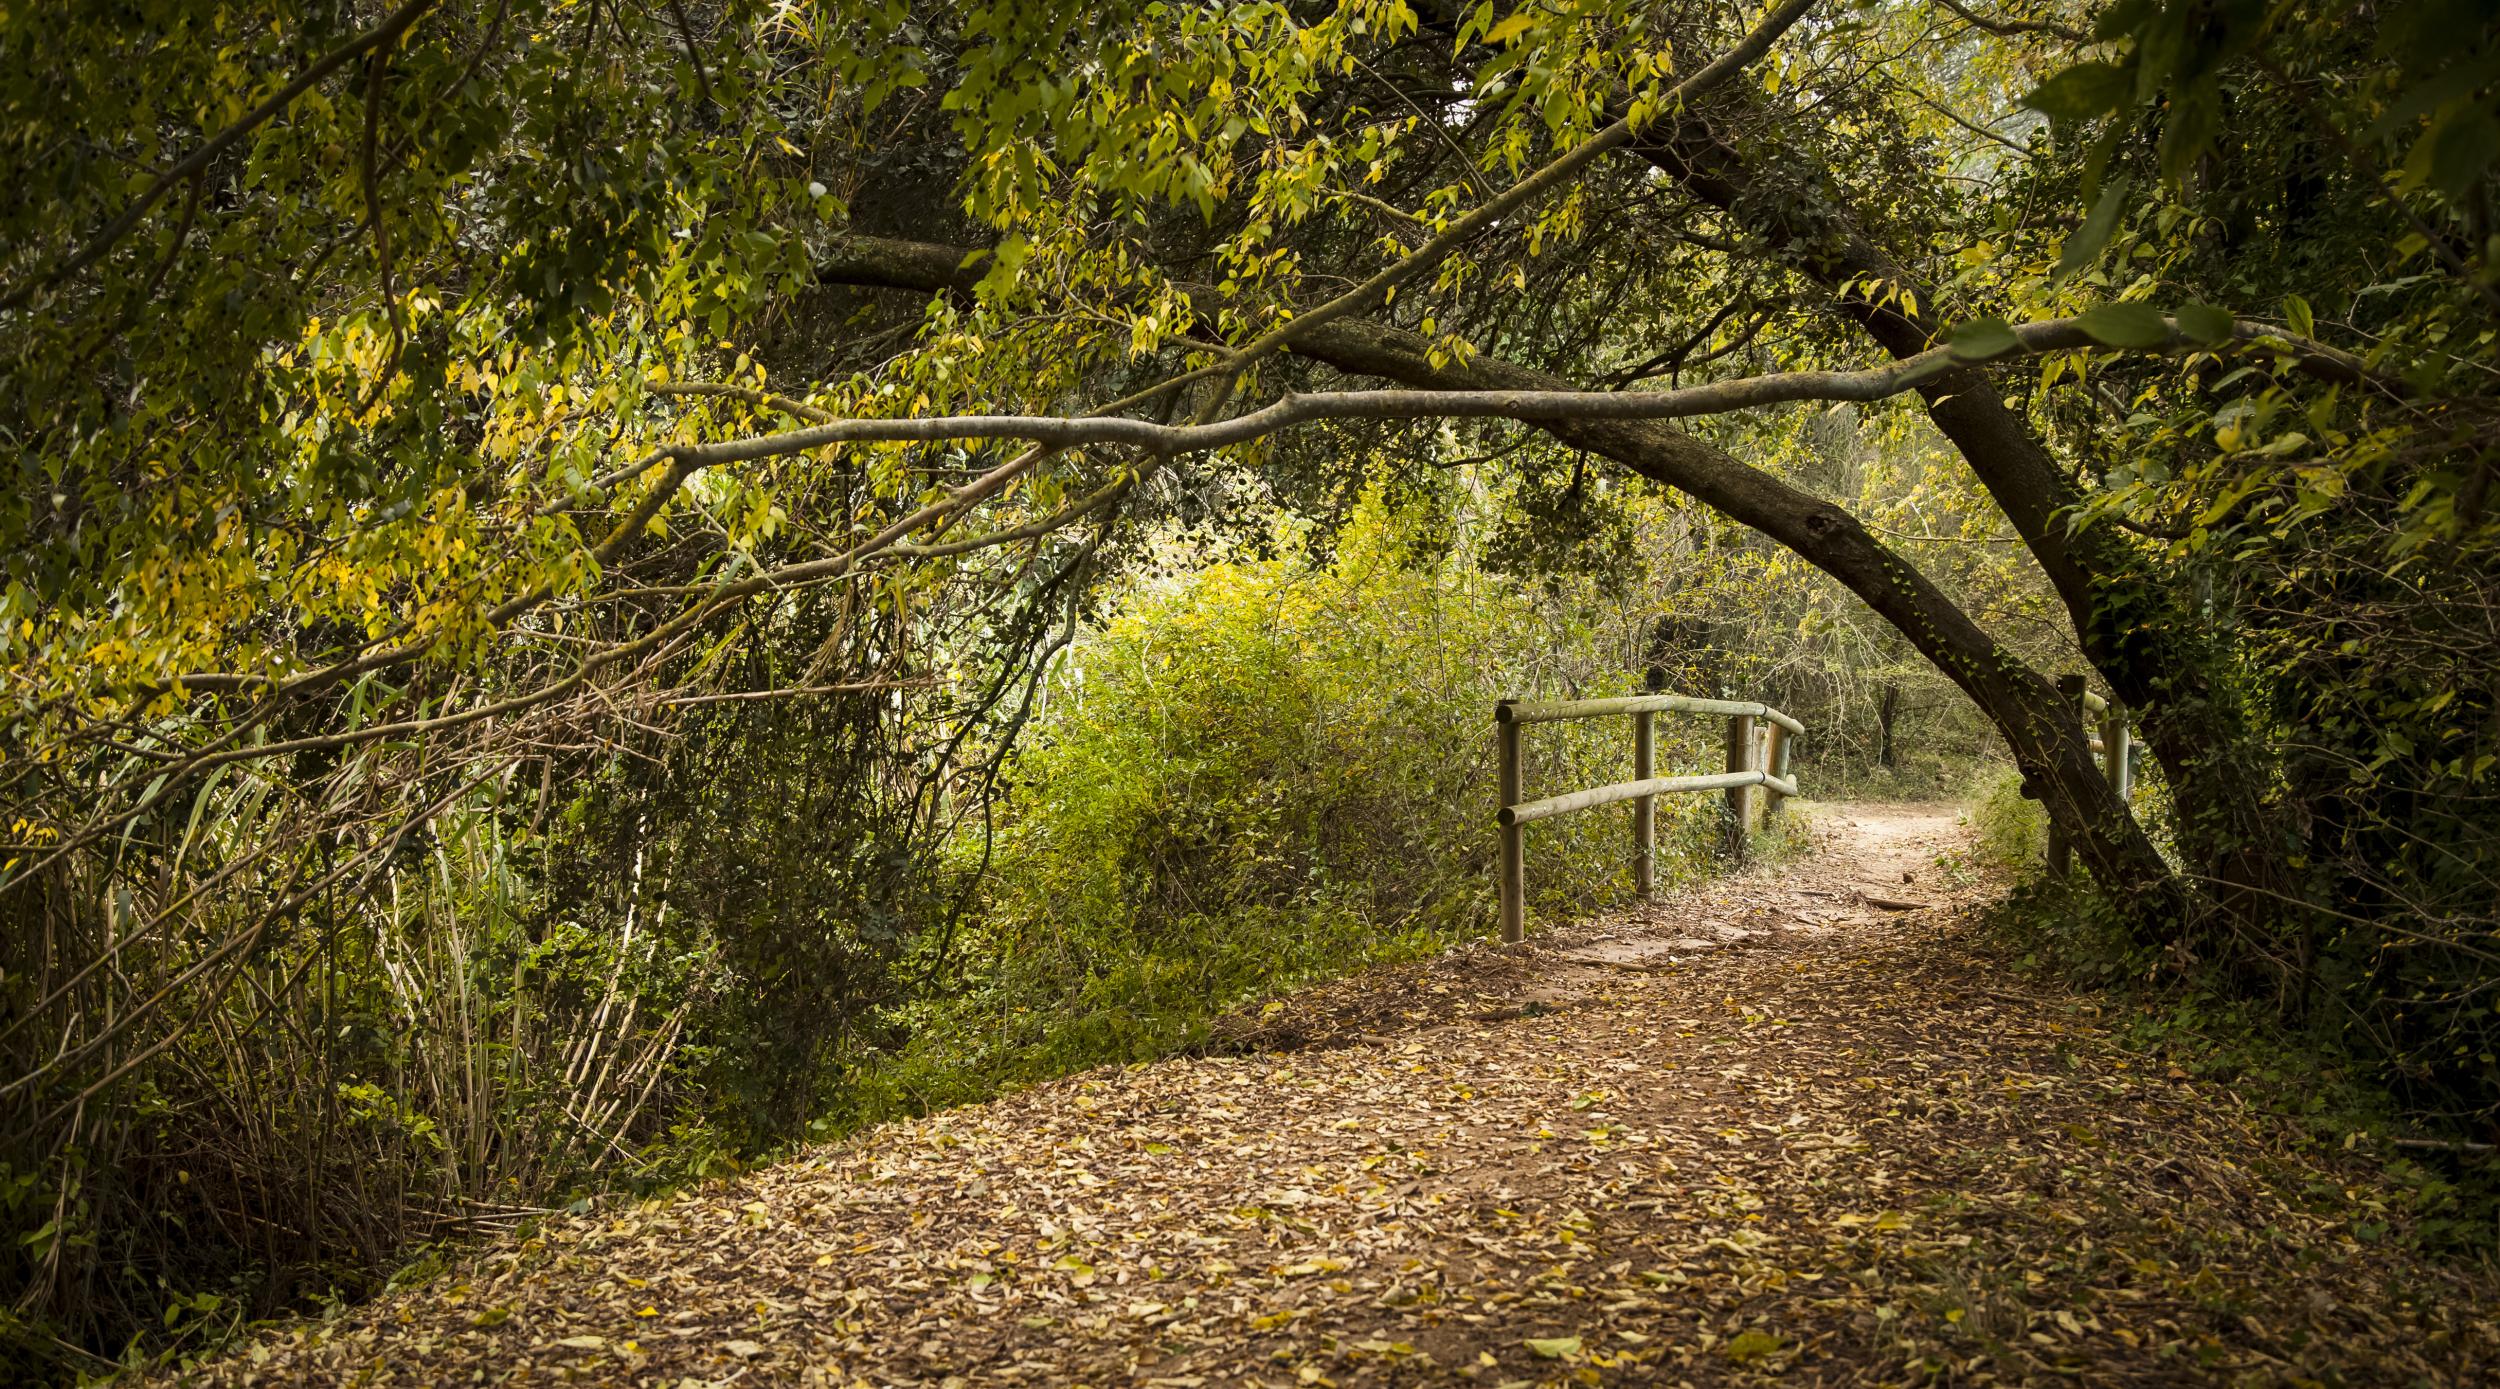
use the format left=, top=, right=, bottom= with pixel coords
left=5, top=0, right=2499, bottom=1371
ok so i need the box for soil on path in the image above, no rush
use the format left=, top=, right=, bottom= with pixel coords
left=192, top=804, right=2499, bottom=1386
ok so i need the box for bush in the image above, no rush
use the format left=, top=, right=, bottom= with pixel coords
left=1965, top=763, right=2047, bottom=872
left=838, top=488, right=1730, bottom=1125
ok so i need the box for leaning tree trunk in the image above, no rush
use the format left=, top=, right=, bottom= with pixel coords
left=814, top=236, right=2189, bottom=924
left=1607, top=92, right=2293, bottom=938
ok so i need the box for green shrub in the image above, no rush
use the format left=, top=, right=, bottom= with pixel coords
left=1965, top=763, right=2047, bottom=871
left=837, top=488, right=1729, bottom=1125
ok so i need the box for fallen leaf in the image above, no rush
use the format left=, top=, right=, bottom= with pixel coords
left=1725, top=1330, right=1786, bottom=1362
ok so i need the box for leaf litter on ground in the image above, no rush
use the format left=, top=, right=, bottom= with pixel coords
left=182, top=806, right=2500, bottom=1386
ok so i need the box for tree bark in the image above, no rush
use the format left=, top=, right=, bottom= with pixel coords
left=813, top=236, right=2186, bottom=917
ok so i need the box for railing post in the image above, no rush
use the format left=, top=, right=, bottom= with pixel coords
left=1763, top=721, right=1791, bottom=823
left=1497, top=700, right=1525, bottom=944
left=2046, top=674, right=2087, bottom=878
left=1721, top=712, right=1755, bottom=861
left=2100, top=704, right=2131, bottom=803
left=1631, top=709, right=1656, bottom=900
left=1753, top=724, right=1771, bottom=826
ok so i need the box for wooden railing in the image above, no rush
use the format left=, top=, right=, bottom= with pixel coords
left=1493, top=694, right=1806, bottom=943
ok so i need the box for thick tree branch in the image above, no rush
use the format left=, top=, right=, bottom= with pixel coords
left=1930, top=0, right=2090, bottom=43
left=659, top=314, right=2381, bottom=465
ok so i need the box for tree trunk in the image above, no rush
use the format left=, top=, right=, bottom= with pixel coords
left=1877, top=683, right=1900, bottom=770
left=1610, top=95, right=2291, bottom=936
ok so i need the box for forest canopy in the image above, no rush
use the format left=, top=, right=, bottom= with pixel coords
left=3, top=0, right=2498, bottom=1374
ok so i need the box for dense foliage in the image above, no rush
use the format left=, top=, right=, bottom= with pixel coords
left=848, top=485, right=1719, bottom=1127
left=4, top=0, right=2499, bottom=1375
left=2006, top=0, right=2500, bottom=1117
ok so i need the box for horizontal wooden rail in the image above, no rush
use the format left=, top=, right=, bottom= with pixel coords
left=1494, top=692, right=1805, bottom=943
left=1499, top=693, right=1806, bottom=737
left=1502, top=769, right=1800, bottom=826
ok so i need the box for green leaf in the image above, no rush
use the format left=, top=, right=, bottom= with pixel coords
left=1483, top=13, right=1533, bottom=45
left=1525, top=1336, right=1582, bottom=1358
left=2134, top=4, right=2194, bottom=100
left=1898, top=354, right=1959, bottom=389
left=2021, top=62, right=2133, bottom=122
left=2365, top=54, right=2500, bottom=142
left=1948, top=317, right=2021, bottom=362
left=2158, top=88, right=2222, bottom=184
left=2093, top=0, right=2158, bottom=41
left=2424, top=109, right=2500, bottom=202
left=2282, top=293, right=2316, bottom=338
left=2054, top=176, right=2132, bottom=283
left=2079, top=122, right=2125, bottom=202
left=2175, top=302, right=2236, bottom=344
left=2076, top=302, right=2172, bottom=349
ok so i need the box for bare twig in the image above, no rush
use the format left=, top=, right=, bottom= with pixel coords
left=1930, top=0, right=2089, bottom=43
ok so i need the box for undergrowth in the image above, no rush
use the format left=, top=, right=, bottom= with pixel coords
left=1962, top=763, right=2047, bottom=871
left=824, top=490, right=1739, bottom=1138
left=1970, top=851, right=2500, bottom=1261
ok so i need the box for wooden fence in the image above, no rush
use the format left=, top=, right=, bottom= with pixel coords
left=1493, top=694, right=1805, bottom=944
left=2046, top=676, right=2133, bottom=876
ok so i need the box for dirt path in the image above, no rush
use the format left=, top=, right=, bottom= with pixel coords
left=194, top=805, right=2497, bottom=1386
